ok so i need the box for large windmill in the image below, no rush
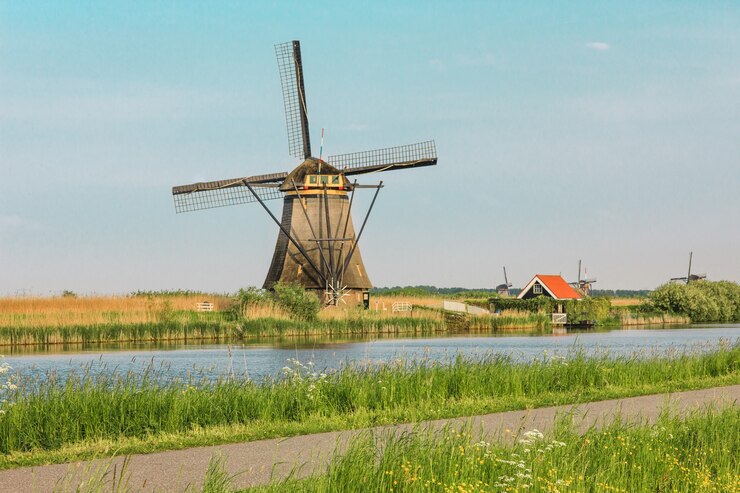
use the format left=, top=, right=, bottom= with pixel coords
left=670, top=252, right=706, bottom=284
left=171, top=41, right=438, bottom=305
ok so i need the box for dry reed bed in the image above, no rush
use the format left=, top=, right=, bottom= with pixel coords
left=0, top=296, right=230, bottom=328
left=0, top=294, right=447, bottom=346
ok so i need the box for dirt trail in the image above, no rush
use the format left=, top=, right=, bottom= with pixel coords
left=0, top=385, right=737, bottom=493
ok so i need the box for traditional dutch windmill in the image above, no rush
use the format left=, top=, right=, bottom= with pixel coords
left=569, top=259, right=597, bottom=296
left=171, top=41, right=438, bottom=305
left=495, top=267, right=512, bottom=297
left=670, top=252, right=706, bottom=284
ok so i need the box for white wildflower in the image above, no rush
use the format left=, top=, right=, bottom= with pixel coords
left=523, top=429, right=544, bottom=440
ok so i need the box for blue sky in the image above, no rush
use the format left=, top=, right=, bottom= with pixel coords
left=1, top=1, right=738, bottom=294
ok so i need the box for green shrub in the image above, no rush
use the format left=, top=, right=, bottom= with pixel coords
left=648, top=280, right=740, bottom=322
left=563, top=297, right=612, bottom=324
left=272, top=282, right=321, bottom=322
left=489, top=297, right=553, bottom=313
left=231, top=287, right=271, bottom=317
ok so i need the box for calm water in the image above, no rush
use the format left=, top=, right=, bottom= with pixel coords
left=3, top=324, right=738, bottom=384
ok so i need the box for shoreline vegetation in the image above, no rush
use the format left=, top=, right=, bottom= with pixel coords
left=240, top=406, right=739, bottom=493
left=0, top=343, right=737, bottom=469
left=0, top=280, right=737, bottom=347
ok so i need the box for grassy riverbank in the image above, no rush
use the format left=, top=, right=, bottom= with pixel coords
left=0, top=343, right=737, bottom=469
left=242, top=406, right=740, bottom=493
left=0, top=316, right=446, bottom=346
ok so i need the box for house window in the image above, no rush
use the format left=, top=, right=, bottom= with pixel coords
left=533, top=283, right=542, bottom=294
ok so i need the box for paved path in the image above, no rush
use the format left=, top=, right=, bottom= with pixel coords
left=1, top=385, right=737, bottom=493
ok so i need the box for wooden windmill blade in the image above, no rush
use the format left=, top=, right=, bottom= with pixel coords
left=171, top=172, right=288, bottom=213
left=275, top=41, right=311, bottom=159
left=326, top=141, right=437, bottom=176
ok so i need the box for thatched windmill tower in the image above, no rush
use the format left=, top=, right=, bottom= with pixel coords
left=171, top=41, right=438, bottom=304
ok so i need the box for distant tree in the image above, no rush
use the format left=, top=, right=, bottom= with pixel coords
left=648, top=280, right=740, bottom=322
left=61, top=290, right=77, bottom=298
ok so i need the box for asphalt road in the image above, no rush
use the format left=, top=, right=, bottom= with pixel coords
left=0, top=385, right=737, bottom=493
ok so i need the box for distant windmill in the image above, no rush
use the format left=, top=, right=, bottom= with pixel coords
left=670, top=252, right=706, bottom=284
left=569, top=259, right=597, bottom=296
left=496, top=267, right=513, bottom=297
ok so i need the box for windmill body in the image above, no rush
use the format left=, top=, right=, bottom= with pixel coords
left=264, top=159, right=371, bottom=293
left=170, top=41, right=437, bottom=304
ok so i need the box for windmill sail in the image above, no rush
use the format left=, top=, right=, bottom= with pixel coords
left=327, top=141, right=437, bottom=175
left=172, top=172, right=288, bottom=213
left=275, top=41, right=311, bottom=159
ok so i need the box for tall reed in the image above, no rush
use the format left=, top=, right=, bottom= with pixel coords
left=0, top=296, right=230, bottom=328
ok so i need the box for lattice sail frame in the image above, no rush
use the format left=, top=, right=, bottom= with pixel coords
left=327, top=141, right=437, bottom=175
left=275, top=41, right=311, bottom=159
left=172, top=174, right=287, bottom=213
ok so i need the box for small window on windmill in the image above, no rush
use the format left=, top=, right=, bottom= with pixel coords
left=332, top=176, right=340, bottom=184
left=533, top=284, right=542, bottom=294
left=320, top=175, right=329, bottom=184
left=309, top=175, right=317, bottom=184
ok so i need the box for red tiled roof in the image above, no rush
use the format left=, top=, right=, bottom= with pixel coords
left=535, top=275, right=583, bottom=299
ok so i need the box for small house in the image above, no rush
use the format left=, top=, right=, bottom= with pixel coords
left=517, top=275, right=583, bottom=301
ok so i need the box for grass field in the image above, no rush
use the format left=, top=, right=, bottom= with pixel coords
left=240, top=406, right=740, bottom=493
left=609, top=297, right=642, bottom=307
left=0, top=342, right=737, bottom=469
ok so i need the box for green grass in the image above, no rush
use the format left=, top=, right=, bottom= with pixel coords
left=0, top=319, right=233, bottom=346
left=243, top=406, right=740, bottom=493
left=240, top=316, right=445, bottom=336
left=0, top=316, right=445, bottom=347
left=0, top=342, right=737, bottom=470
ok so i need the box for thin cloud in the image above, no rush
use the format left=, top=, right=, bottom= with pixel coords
left=457, top=53, right=496, bottom=67
left=586, top=41, right=610, bottom=51
left=0, top=215, right=25, bottom=233
left=428, top=59, right=446, bottom=71
left=345, top=123, right=369, bottom=132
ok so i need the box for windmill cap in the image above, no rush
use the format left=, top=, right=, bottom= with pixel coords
left=279, top=158, right=351, bottom=191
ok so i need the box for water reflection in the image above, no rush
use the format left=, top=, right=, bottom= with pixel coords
left=0, top=323, right=692, bottom=356
left=2, top=324, right=737, bottom=385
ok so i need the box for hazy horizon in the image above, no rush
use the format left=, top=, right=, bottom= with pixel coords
left=2, top=2, right=739, bottom=296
